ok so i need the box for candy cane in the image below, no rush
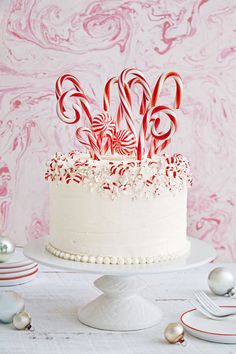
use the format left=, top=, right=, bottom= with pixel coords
left=149, top=107, right=177, bottom=158
left=151, top=72, right=183, bottom=109
left=137, top=105, right=177, bottom=160
left=118, top=68, right=151, bottom=139
left=57, top=89, right=92, bottom=124
left=127, top=76, right=151, bottom=115
left=103, top=76, right=123, bottom=128
left=75, top=127, right=100, bottom=160
left=103, top=70, right=151, bottom=132
left=56, top=74, right=84, bottom=98
left=113, top=129, right=136, bottom=156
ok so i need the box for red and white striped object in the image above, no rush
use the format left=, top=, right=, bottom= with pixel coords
left=92, top=112, right=116, bottom=136
left=127, top=75, right=151, bottom=115
left=151, top=72, right=183, bottom=109
left=113, top=129, right=137, bottom=156
left=55, top=74, right=84, bottom=98
left=137, top=105, right=177, bottom=160
left=117, top=68, right=151, bottom=140
left=103, top=76, right=123, bottom=128
left=75, top=127, right=100, bottom=160
left=92, top=112, right=116, bottom=155
left=65, top=173, right=83, bottom=184
left=56, top=89, right=92, bottom=125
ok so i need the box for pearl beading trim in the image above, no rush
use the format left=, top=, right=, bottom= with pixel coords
left=45, top=241, right=190, bottom=265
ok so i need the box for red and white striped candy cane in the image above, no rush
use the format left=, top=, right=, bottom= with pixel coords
left=57, top=89, right=92, bottom=125
left=75, top=127, right=100, bottom=160
left=137, top=105, right=177, bottom=160
left=149, top=106, right=177, bottom=158
left=127, top=76, right=151, bottom=115
left=118, top=68, right=151, bottom=139
left=113, top=129, right=137, bottom=156
left=56, top=74, right=84, bottom=98
left=103, top=76, right=123, bottom=128
left=151, top=72, right=183, bottom=109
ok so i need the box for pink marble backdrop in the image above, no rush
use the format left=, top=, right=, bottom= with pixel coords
left=0, top=0, right=236, bottom=261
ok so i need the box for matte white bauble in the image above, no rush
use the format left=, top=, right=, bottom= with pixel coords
left=13, top=311, right=32, bottom=330
left=0, top=236, right=15, bottom=263
left=0, top=291, right=25, bottom=323
left=208, top=267, right=235, bottom=296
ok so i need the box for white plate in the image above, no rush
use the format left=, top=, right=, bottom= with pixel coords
left=0, top=265, right=38, bottom=279
left=0, top=263, right=38, bottom=274
left=24, top=237, right=216, bottom=275
left=0, top=248, right=35, bottom=269
left=0, top=268, right=38, bottom=287
left=181, top=306, right=236, bottom=344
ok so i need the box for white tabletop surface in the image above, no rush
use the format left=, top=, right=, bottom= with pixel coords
left=1, top=259, right=236, bottom=354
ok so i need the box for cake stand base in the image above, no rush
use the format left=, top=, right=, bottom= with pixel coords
left=24, top=237, right=216, bottom=331
left=78, top=275, right=161, bottom=330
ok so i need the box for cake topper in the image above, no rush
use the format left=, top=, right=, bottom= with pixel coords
left=55, top=68, right=183, bottom=161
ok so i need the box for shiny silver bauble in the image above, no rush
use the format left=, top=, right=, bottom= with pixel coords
left=0, top=236, right=15, bottom=263
left=13, top=311, right=32, bottom=330
left=208, top=267, right=235, bottom=296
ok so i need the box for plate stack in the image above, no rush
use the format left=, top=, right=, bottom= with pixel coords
left=0, top=248, right=38, bottom=286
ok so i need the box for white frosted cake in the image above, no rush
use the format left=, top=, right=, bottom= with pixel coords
left=45, top=69, right=192, bottom=265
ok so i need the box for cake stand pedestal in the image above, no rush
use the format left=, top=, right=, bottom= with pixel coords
left=24, top=237, right=215, bottom=331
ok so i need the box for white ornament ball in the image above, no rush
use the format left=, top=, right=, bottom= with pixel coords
left=0, top=236, right=15, bottom=263
left=208, top=267, right=235, bottom=296
left=0, top=291, right=25, bottom=323
left=13, top=311, right=32, bottom=330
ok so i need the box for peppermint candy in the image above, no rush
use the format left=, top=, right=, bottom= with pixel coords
left=92, top=113, right=116, bottom=136
left=113, top=129, right=137, bottom=155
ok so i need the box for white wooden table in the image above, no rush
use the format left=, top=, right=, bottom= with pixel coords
left=1, top=263, right=236, bottom=354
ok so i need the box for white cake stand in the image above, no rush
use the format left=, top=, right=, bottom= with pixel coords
left=24, top=237, right=215, bottom=331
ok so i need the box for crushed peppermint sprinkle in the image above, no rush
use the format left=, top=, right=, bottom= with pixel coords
left=45, top=151, right=192, bottom=198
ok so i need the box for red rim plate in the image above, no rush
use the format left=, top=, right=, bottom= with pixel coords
left=0, top=268, right=38, bottom=281
left=0, top=264, right=38, bottom=275
left=181, top=306, right=236, bottom=336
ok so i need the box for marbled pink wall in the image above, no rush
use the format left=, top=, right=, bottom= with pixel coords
left=0, top=0, right=236, bottom=261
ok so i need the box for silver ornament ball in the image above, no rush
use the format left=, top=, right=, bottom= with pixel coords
left=208, top=267, right=235, bottom=296
left=164, top=323, right=185, bottom=344
left=0, top=291, right=25, bottom=323
left=13, top=311, right=32, bottom=330
left=0, top=236, right=15, bottom=263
